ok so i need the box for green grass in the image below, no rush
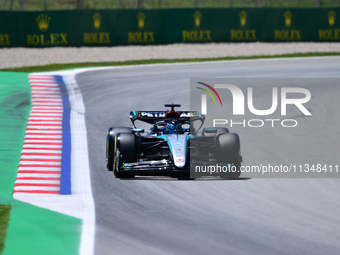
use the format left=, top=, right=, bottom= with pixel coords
left=3, top=201, right=81, bottom=255
left=1, top=0, right=339, bottom=11
left=1, top=52, right=340, bottom=73
left=0, top=205, right=11, bottom=255
left=0, top=73, right=31, bottom=255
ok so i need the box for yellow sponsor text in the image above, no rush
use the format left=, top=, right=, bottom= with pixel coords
left=182, top=30, right=212, bottom=42
left=231, top=30, right=257, bottom=41
left=0, top=34, right=10, bottom=45
left=27, top=33, right=68, bottom=46
left=128, top=32, right=155, bottom=43
left=274, top=29, right=301, bottom=41
left=84, top=32, right=111, bottom=44
left=319, top=29, right=340, bottom=40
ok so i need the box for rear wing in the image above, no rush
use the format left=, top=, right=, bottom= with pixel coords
left=130, top=111, right=204, bottom=126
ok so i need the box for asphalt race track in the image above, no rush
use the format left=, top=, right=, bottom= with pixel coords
left=76, top=57, right=340, bottom=255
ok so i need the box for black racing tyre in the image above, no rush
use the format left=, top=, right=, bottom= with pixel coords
left=202, top=127, right=229, bottom=137
left=113, top=133, right=137, bottom=178
left=106, top=127, right=132, bottom=171
left=216, top=133, right=241, bottom=179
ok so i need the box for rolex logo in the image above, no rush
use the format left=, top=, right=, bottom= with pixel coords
left=36, top=14, right=51, bottom=32
left=328, top=10, right=336, bottom=27
left=239, top=10, right=247, bottom=27
left=284, top=11, right=292, bottom=28
left=93, top=13, right=102, bottom=30
left=194, top=11, right=202, bottom=28
left=137, top=12, right=146, bottom=29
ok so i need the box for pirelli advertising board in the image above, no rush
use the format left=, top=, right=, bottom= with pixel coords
left=0, top=8, right=339, bottom=47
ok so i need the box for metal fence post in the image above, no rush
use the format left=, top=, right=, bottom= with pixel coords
left=78, top=0, right=83, bottom=9
left=1, top=0, right=5, bottom=10
left=20, top=0, right=25, bottom=10
left=159, top=0, right=161, bottom=9
left=138, top=0, right=143, bottom=9
left=196, top=0, right=201, bottom=8
left=257, top=0, right=261, bottom=7
left=315, top=0, right=320, bottom=7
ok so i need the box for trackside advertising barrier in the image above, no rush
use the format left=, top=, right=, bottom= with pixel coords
left=0, top=8, right=339, bottom=47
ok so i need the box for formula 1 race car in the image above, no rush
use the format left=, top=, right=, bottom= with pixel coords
left=106, top=104, right=242, bottom=179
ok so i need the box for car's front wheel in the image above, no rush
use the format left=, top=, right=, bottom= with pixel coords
left=106, top=127, right=132, bottom=171
left=113, top=133, right=137, bottom=178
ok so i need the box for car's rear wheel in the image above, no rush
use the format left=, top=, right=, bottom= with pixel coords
left=216, top=133, right=241, bottom=179
left=106, top=127, right=132, bottom=171
left=113, top=133, right=137, bottom=178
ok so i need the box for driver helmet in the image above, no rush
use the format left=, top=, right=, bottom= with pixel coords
left=164, top=123, right=175, bottom=134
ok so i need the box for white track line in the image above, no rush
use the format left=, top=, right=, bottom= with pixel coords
left=16, top=70, right=96, bottom=255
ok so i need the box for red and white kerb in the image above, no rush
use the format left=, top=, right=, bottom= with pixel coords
left=14, top=74, right=63, bottom=194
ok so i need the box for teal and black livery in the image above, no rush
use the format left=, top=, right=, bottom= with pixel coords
left=106, top=104, right=242, bottom=179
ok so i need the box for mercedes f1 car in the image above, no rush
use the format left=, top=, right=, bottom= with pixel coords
left=106, top=104, right=242, bottom=179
